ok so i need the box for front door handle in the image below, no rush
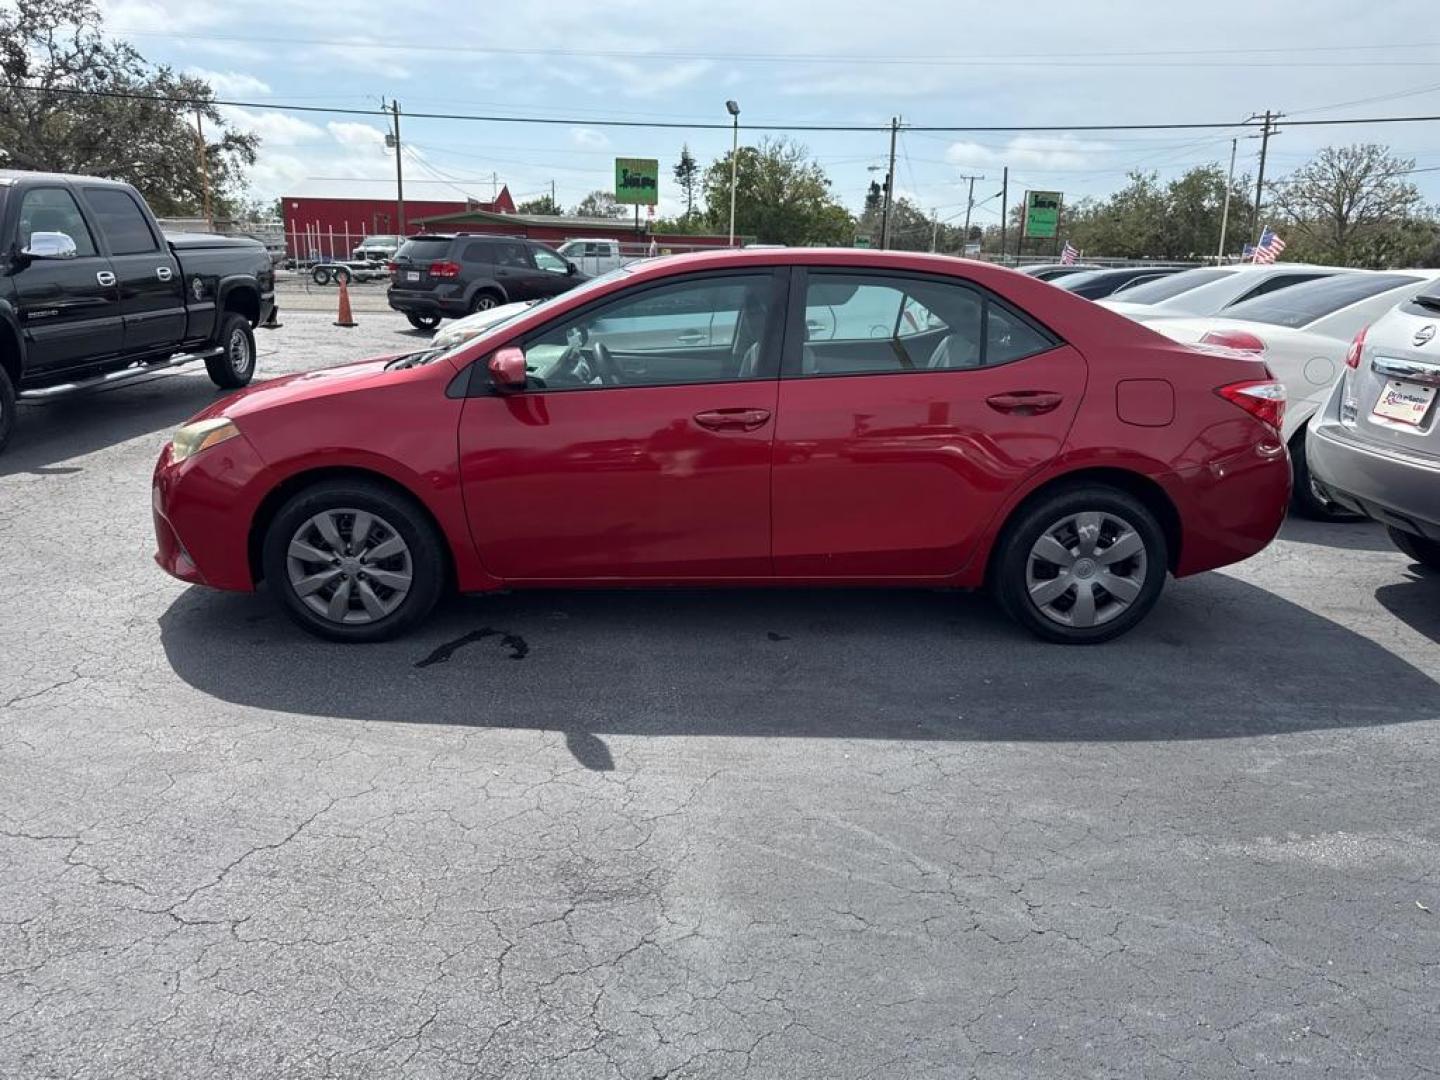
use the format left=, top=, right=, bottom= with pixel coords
left=693, top=408, right=772, bottom=432
left=156, top=266, right=173, bottom=281
left=96, top=270, right=117, bottom=287
left=676, top=330, right=706, bottom=345
left=986, top=391, right=1064, bottom=416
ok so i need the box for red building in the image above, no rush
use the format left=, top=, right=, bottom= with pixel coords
left=411, top=206, right=736, bottom=252
left=282, top=189, right=517, bottom=259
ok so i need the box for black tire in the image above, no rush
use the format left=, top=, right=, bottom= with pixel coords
left=469, top=291, right=501, bottom=314
left=334, top=267, right=352, bottom=286
left=205, top=313, right=257, bottom=389
left=1290, top=430, right=1364, bottom=522
left=1388, top=527, right=1440, bottom=571
left=0, top=363, right=15, bottom=455
left=991, top=485, right=1169, bottom=645
left=406, top=312, right=441, bottom=332
left=311, top=265, right=332, bottom=286
left=262, top=479, right=446, bottom=643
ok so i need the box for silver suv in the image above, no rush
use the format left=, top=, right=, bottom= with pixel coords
left=1307, top=283, right=1440, bottom=569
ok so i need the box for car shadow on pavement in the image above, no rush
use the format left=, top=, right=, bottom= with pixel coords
left=0, top=373, right=225, bottom=477
left=1277, top=517, right=1395, bottom=553
left=159, top=569, right=1439, bottom=770
left=1375, top=566, right=1440, bottom=645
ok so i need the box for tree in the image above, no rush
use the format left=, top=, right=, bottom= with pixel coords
left=516, top=194, right=562, bottom=215
left=700, top=137, right=854, bottom=246
left=1267, top=144, right=1428, bottom=267
left=574, top=189, right=627, bottom=219
left=1058, top=166, right=1252, bottom=260
left=673, top=145, right=699, bottom=220
left=0, top=0, right=257, bottom=216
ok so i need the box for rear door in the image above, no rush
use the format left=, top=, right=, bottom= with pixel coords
left=9, top=184, right=123, bottom=378
left=392, top=237, right=455, bottom=290
left=80, top=186, right=185, bottom=357
left=772, top=268, right=1087, bottom=577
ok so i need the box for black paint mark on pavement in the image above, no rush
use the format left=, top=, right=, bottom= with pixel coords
left=415, top=628, right=528, bottom=668
left=767, top=631, right=790, bottom=642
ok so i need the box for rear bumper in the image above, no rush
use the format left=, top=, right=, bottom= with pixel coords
left=1308, top=417, right=1440, bottom=541
left=387, top=288, right=468, bottom=318
left=1170, top=437, right=1291, bottom=577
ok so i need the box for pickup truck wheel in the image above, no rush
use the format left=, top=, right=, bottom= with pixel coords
left=406, top=312, right=441, bottom=332
left=205, top=313, right=257, bottom=389
left=0, top=364, right=15, bottom=455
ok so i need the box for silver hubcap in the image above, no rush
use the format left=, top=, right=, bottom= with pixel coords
left=228, top=328, right=251, bottom=374
left=475, top=296, right=495, bottom=310
left=286, top=508, right=413, bottom=625
left=1025, top=511, right=1148, bottom=629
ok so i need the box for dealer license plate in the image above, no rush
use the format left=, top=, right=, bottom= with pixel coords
left=406, top=271, right=420, bottom=282
left=1373, top=379, right=1436, bottom=427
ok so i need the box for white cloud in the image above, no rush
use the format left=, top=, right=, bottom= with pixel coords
left=945, top=135, right=1111, bottom=172
left=571, top=127, right=610, bottom=149
left=187, top=69, right=271, bottom=97
left=327, top=122, right=390, bottom=153
left=220, top=106, right=325, bottom=146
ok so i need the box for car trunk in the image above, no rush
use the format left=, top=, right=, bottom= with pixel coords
left=1348, top=292, right=1440, bottom=460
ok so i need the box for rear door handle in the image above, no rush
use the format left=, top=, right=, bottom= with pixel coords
left=677, top=330, right=706, bottom=344
left=986, top=391, right=1064, bottom=415
left=156, top=266, right=173, bottom=281
left=96, top=270, right=116, bottom=287
left=693, top=408, right=772, bottom=432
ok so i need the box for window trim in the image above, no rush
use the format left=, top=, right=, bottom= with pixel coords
left=781, top=267, right=1063, bottom=380
left=17, top=185, right=101, bottom=259
left=81, top=186, right=160, bottom=256
left=463, top=268, right=791, bottom=396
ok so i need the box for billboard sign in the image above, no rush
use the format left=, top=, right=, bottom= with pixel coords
left=1022, top=191, right=1062, bottom=239
left=614, top=158, right=660, bottom=206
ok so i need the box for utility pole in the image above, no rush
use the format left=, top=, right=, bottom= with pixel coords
left=1217, top=137, right=1238, bottom=262
left=389, top=100, right=405, bottom=235
left=1000, top=166, right=1009, bottom=263
left=957, top=173, right=984, bottom=256
left=1250, top=109, right=1280, bottom=244
left=193, top=110, right=213, bottom=230
left=880, top=116, right=899, bottom=250
left=551, top=179, right=556, bottom=210
left=929, top=209, right=938, bottom=253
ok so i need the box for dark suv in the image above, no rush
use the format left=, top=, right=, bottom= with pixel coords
left=386, top=234, right=587, bottom=330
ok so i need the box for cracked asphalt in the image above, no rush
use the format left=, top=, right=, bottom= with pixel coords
left=2, top=310, right=1439, bottom=1078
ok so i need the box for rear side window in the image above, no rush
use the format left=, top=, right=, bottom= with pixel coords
left=1119, top=267, right=1234, bottom=304
left=396, top=238, right=453, bottom=262
left=83, top=188, right=158, bottom=255
left=461, top=241, right=495, bottom=264
left=1225, top=273, right=1423, bottom=328
left=1233, top=272, right=1331, bottom=303
left=798, top=272, right=1058, bottom=376
left=18, top=187, right=98, bottom=257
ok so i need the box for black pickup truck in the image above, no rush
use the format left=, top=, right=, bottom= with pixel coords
left=0, top=170, right=277, bottom=453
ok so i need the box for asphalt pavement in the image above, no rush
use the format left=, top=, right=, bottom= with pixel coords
left=2, top=311, right=1438, bottom=1079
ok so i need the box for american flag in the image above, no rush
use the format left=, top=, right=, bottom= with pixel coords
left=1242, top=243, right=1256, bottom=261
left=1251, top=227, right=1286, bottom=264
left=1060, top=241, right=1080, bottom=265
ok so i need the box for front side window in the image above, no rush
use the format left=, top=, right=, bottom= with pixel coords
left=495, top=242, right=532, bottom=269
left=798, top=272, right=1056, bottom=376
left=83, top=188, right=158, bottom=255
left=519, top=273, right=775, bottom=390
left=533, top=248, right=568, bottom=274
left=18, top=188, right=98, bottom=257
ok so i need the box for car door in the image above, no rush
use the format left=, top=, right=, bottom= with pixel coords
left=457, top=270, right=787, bottom=579
left=772, top=267, right=1087, bottom=577
left=492, top=241, right=545, bottom=301
left=529, top=245, right=578, bottom=297
left=80, top=186, right=185, bottom=357
left=8, top=185, right=123, bottom=378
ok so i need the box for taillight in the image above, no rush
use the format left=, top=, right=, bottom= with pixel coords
left=386, top=261, right=398, bottom=274
left=1200, top=329, right=1266, bottom=354
left=1344, top=325, right=1368, bottom=369
left=1217, top=379, right=1286, bottom=433
left=429, top=260, right=461, bottom=279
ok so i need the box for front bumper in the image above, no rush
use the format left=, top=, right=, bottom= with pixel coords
left=152, top=434, right=270, bottom=591
left=1309, top=417, right=1440, bottom=541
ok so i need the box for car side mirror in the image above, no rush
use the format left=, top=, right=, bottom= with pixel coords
left=566, top=261, right=577, bottom=276
left=22, top=231, right=78, bottom=260
left=488, top=346, right=527, bottom=389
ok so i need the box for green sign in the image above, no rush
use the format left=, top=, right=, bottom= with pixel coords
left=853, top=236, right=872, bottom=248
left=1023, top=190, right=1062, bottom=239
left=614, top=158, right=659, bottom=206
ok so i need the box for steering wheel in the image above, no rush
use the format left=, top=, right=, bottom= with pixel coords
left=589, top=341, right=623, bottom=386
left=551, top=343, right=591, bottom=385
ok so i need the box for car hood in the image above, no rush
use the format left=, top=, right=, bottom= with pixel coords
left=190, top=355, right=426, bottom=423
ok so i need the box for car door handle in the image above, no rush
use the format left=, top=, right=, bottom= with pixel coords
left=156, top=266, right=173, bottom=281
left=677, top=330, right=706, bottom=344
left=96, top=270, right=116, bottom=287
left=693, top=408, right=772, bottom=432
left=986, top=391, right=1064, bottom=415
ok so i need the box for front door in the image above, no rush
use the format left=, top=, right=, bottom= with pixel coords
left=529, top=245, right=578, bottom=298
left=772, top=268, right=1087, bottom=577
left=458, top=270, right=786, bottom=580
left=8, top=185, right=123, bottom=378
left=80, top=186, right=185, bottom=357
left=491, top=240, right=546, bottom=302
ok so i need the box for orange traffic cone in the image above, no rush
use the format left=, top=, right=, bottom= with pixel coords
left=334, top=277, right=357, bottom=328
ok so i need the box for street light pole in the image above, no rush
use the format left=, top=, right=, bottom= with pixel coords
left=1217, top=137, right=1237, bottom=261
left=726, top=100, right=741, bottom=246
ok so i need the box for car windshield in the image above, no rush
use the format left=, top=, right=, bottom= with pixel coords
left=1222, top=273, right=1425, bottom=328
left=1118, top=267, right=1235, bottom=304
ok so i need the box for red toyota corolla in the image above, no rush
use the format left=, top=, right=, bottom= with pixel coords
left=153, top=249, right=1290, bottom=644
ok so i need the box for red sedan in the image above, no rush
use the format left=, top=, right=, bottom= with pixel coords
left=153, top=249, right=1290, bottom=644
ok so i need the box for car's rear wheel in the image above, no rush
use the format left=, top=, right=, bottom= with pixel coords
left=262, top=479, right=446, bottom=642
left=992, top=486, right=1168, bottom=644
left=406, top=312, right=441, bottom=332
left=470, top=291, right=501, bottom=314
left=1387, top=527, right=1440, bottom=571
left=311, top=265, right=332, bottom=286
left=205, top=313, right=256, bottom=389
left=1290, top=430, right=1364, bottom=522
left=0, top=363, right=15, bottom=455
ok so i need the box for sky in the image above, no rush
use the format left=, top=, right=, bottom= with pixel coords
left=96, top=0, right=1440, bottom=231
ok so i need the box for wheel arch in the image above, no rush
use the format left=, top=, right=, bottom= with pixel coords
left=465, top=279, right=508, bottom=306
left=218, top=278, right=261, bottom=326
left=982, top=466, right=1183, bottom=586
left=0, top=310, right=22, bottom=386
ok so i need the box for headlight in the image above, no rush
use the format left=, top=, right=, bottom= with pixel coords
left=171, top=417, right=240, bottom=463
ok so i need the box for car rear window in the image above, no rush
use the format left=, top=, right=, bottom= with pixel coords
left=1118, top=267, right=1235, bottom=304
left=395, top=238, right=453, bottom=262
left=1224, top=273, right=1424, bottom=328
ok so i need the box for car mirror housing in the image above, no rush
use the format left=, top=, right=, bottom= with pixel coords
left=22, top=231, right=78, bottom=260
left=488, top=346, right=527, bottom=389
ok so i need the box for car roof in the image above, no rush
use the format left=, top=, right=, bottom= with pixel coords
left=0, top=169, right=131, bottom=187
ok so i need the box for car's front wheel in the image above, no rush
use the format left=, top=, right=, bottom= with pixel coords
left=992, top=485, right=1169, bottom=644
left=1388, top=527, right=1440, bottom=571
left=262, top=479, right=446, bottom=642
left=406, top=312, right=441, bottom=332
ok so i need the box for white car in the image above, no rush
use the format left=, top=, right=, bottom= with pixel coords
left=1147, top=270, right=1440, bottom=518
left=1099, top=264, right=1346, bottom=322
left=428, top=300, right=536, bottom=350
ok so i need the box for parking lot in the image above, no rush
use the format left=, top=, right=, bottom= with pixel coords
left=2, top=309, right=1438, bottom=1078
